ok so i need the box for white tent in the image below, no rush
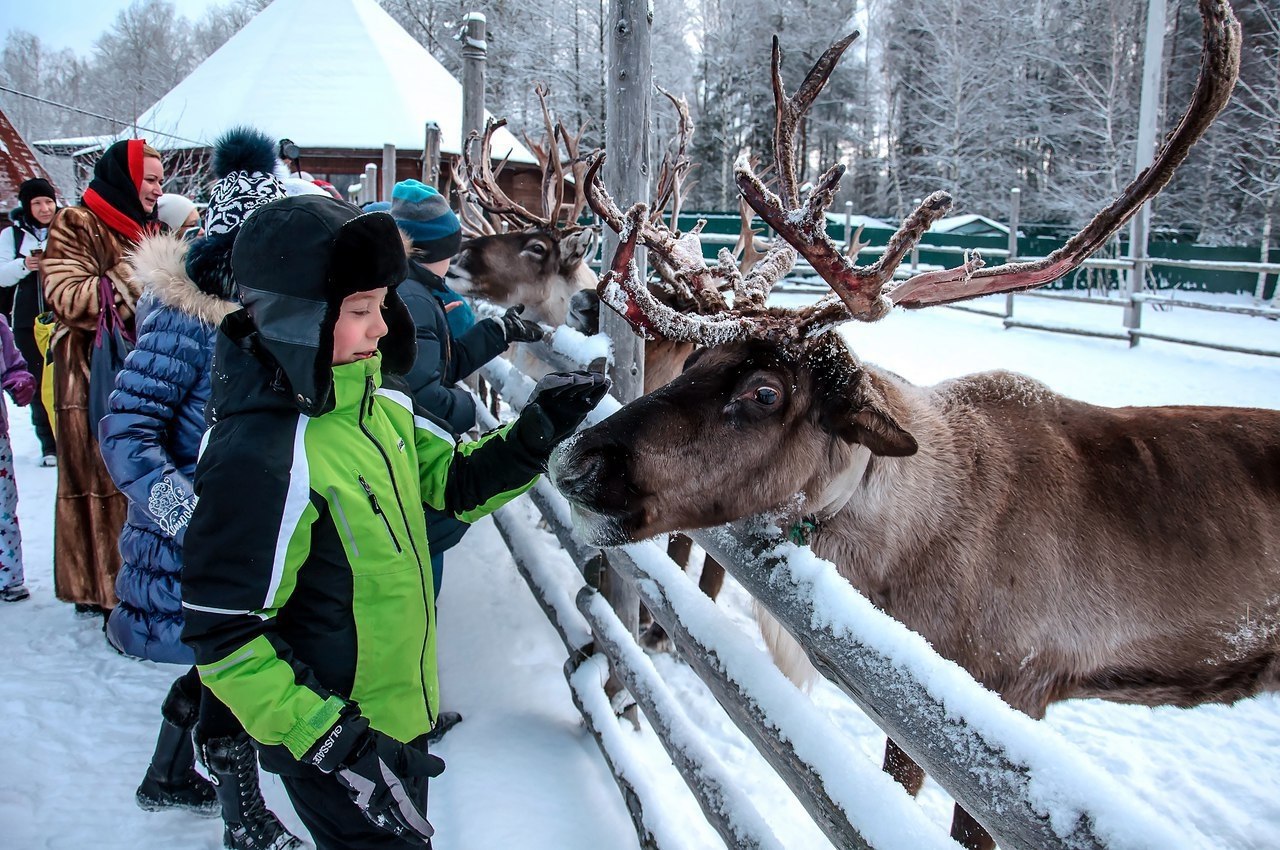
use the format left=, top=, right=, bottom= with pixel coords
left=129, top=0, right=531, bottom=163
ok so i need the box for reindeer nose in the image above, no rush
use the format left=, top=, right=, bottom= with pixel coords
left=549, top=442, right=608, bottom=503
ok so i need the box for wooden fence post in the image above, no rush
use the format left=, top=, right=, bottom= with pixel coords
left=1004, top=187, right=1020, bottom=320
left=461, top=11, right=487, bottom=224
left=363, top=162, right=378, bottom=203
left=600, top=0, right=652, bottom=726
left=422, top=122, right=441, bottom=188
left=382, top=144, right=396, bottom=202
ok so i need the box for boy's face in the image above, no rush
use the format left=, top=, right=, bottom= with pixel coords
left=332, top=288, right=389, bottom=365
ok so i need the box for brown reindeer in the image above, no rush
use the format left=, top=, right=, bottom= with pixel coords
left=549, top=4, right=1271, bottom=848
left=445, top=84, right=598, bottom=328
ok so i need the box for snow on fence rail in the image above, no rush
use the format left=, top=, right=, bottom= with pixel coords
left=474, top=344, right=1183, bottom=850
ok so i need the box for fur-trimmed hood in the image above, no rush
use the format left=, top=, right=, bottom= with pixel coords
left=128, top=234, right=239, bottom=327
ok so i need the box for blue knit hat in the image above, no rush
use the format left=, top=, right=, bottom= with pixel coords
left=390, top=179, right=461, bottom=262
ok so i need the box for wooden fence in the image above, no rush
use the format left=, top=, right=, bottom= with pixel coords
left=472, top=344, right=1183, bottom=850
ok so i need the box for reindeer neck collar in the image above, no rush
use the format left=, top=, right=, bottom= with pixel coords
left=787, top=514, right=823, bottom=546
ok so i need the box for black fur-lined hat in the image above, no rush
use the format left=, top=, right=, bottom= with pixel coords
left=231, top=194, right=414, bottom=416
left=185, top=126, right=286, bottom=300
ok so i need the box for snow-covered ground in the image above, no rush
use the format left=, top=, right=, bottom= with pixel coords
left=2, top=289, right=1278, bottom=849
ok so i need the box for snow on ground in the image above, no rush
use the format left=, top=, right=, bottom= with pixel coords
left=2, top=288, right=1279, bottom=849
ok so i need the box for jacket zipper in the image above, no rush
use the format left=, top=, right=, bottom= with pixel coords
left=357, top=474, right=401, bottom=553
left=359, top=375, right=436, bottom=728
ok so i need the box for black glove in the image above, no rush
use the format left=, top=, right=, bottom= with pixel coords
left=566, top=289, right=601, bottom=335
left=496, top=304, right=545, bottom=344
left=515, top=371, right=611, bottom=455
left=305, top=708, right=444, bottom=844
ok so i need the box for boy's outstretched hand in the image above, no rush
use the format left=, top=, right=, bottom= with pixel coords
left=517, top=370, right=611, bottom=453
left=306, top=708, right=444, bottom=844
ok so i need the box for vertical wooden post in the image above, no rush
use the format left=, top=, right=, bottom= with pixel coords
left=382, top=144, right=396, bottom=202
left=422, top=122, right=441, bottom=188
left=363, top=163, right=378, bottom=204
left=1004, top=187, right=1020, bottom=320
left=909, top=197, right=921, bottom=275
left=843, top=201, right=853, bottom=250
left=461, top=12, right=487, bottom=221
left=601, top=0, right=651, bottom=726
left=1125, top=0, right=1165, bottom=346
left=1254, top=212, right=1272, bottom=305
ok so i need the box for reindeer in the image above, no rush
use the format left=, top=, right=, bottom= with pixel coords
left=445, top=84, right=597, bottom=328
left=550, top=3, right=1273, bottom=848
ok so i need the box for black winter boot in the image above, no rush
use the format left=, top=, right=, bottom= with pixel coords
left=136, top=680, right=219, bottom=816
left=201, top=734, right=304, bottom=850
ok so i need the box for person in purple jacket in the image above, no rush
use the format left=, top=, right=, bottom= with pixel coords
left=0, top=313, right=36, bottom=602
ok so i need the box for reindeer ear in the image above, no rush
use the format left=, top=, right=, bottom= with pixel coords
left=849, top=406, right=917, bottom=456
left=806, top=332, right=919, bottom=457
left=560, top=228, right=597, bottom=269
left=843, top=370, right=918, bottom=456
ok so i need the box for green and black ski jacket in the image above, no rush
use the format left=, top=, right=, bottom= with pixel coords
left=182, top=343, right=541, bottom=774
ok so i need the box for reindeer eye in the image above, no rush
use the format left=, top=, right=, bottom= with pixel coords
left=755, top=387, right=779, bottom=405
left=523, top=241, right=549, bottom=259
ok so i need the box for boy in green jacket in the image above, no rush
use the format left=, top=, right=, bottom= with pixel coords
left=181, top=195, right=608, bottom=849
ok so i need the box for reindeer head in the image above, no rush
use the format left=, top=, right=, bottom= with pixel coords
left=446, top=84, right=599, bottom=326
left=552, top=0, right=1241, bottom=546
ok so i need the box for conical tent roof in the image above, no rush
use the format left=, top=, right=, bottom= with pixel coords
left=130, top=0, right=531, bottom=162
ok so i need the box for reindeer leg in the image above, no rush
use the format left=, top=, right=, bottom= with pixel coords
left=639, top=535, right=698, bottom=651
left=882, top=738, right=925, bottom=795
left=950, top=805, right=995, bottom=850
left=698, top=555, right=726, bottom=600
left=667, top=533, right=694, bottom=567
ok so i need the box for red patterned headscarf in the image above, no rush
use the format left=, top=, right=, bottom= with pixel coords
left=82, top=139, right=158, bottom=243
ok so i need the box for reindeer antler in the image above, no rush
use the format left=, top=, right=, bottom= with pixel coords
left=457, top=85, right=597, bottom=235
left=738, top=0, right=1240, bottom=324
left=585, top=85, right=801, bottom=343
left=888, top=0, right=1240, bottom=309
left=462, top=119, right=553, bottom=230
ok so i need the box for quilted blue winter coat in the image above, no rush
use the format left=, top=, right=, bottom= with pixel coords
left=99, top=235, right=237, bottom=663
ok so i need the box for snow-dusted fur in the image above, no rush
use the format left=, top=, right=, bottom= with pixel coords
left=129, top=236, right=238, bottom=325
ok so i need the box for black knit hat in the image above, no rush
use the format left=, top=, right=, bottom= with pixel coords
left=231, top=194, right=414, bottom=415
left=18, top=178, right=56, bottom=220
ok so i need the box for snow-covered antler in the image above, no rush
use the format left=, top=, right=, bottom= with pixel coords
left=459, top=84, right=594, bottom=235
left=585, top=88, right=800, bottom=344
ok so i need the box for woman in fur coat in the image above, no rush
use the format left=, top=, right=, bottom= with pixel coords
left=97, top=128, right=303, bottom=850
left=41, top=138, right=163, bottom=614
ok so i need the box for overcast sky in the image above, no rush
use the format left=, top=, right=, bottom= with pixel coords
left=1, top=0, right=229, bottom=57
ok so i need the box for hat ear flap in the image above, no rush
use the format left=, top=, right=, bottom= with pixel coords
left=378, top=290, right=417, bottom=376
left=329, top=212, right=409, bottom=300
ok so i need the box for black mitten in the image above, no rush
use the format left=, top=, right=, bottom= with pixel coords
left=497, top=305, right=545, bottom=343
left=306, top=709, right=444, bottom=844
left=515, top=370, right=611, bottom=456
